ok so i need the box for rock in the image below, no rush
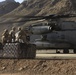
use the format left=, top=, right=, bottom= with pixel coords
left=1, top=67, right=6, bottom=70
left=18, top=66, right=28, bottom=71
left=18, top=67, right=24, bottom=71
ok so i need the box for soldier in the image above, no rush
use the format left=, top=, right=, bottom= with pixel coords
left=2, top=29, right=9, bottom=44
left=9, top=27, right=16, bottom=42
left=16, top=27, right=27, bottom=43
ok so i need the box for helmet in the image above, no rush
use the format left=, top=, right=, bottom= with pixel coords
left=4, top=29, right=8, bottom=32
left=18, top=27, right=21, bottom=31
left=12, top=27, right=16, bottom=30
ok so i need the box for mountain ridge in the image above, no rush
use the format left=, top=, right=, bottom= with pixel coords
left=0, top=0, right=20, bottom=16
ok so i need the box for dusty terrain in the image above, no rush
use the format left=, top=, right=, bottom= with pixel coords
left=0, top=59, right=75, bottom=75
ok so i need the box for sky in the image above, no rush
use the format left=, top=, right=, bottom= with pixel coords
left=0, top=0, right=24, bottom=3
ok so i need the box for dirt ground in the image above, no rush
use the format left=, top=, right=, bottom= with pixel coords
left=0, top=59, right=76, bottom=75
left=0, top=73, right=24, bottom=75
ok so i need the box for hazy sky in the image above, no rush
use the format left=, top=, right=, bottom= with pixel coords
left=0, top=0, right=24, bottom=3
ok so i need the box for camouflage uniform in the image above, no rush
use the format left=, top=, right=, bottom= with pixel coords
left=9, top=27, right=16, bottom=42
left=2, top=29, right=9, bottom=44
left=16, top=27, right=27, bottom=43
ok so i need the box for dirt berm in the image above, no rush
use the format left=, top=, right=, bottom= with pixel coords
left=0, top=59, right=76, bottom=75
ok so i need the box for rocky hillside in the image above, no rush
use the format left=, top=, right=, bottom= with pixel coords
left=1, top=0, right=76, bottom=28
left=5, top=0, right=76, bottom=16
left=0, top=0, right=20, bottom=16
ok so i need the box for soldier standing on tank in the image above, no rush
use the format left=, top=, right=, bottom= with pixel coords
left=9, top=27, right=16, bottom=42
left=16, top=27, right=27, bottom=43
left=2, top=29, right=9, bottom=44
